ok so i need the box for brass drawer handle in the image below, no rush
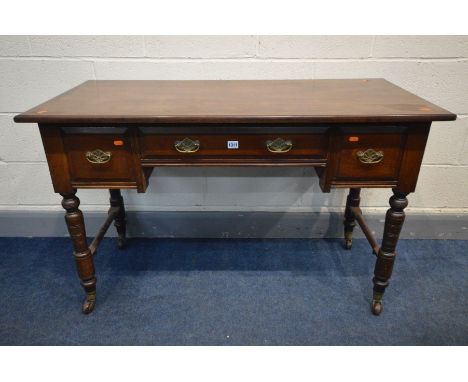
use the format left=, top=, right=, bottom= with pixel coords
left=357, top=149, right=384, bottom=164
left=175, top=137, right=200, bottom=153
left=266, top=138, right=293, bottom=153
left=86, top=149, right=112, bottom=164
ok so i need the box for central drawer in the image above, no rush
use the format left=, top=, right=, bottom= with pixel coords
left=140, top=134, right=328, bottom=160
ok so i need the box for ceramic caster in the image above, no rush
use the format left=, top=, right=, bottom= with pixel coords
left=371, top=291, right=383, bottom=316
left=344, top=231, right=353, bottom=250
left=371, top=300, right=382, bottom=315
left=345, top=239, right=353, bottom=250
left=82, top=292, right=96, bottom=314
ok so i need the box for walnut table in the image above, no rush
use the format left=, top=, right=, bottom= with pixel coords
left=14, top=79, right=456, bottom=315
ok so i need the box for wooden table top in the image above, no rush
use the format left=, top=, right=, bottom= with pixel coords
left=14, top=79, right=456, bottom=124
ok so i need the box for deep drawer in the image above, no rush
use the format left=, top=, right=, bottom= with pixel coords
left=63, top=134, right=135, bottom=182
left=335, top=132, right=405, bottom=180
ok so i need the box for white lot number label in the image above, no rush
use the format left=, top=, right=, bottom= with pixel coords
left=227, top=140, right=239, bottom=149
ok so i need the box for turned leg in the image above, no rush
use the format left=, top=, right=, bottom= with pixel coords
left=343, top=188, right=361, bottom=249
left=60, top=190, right=97, bottom=314
left=371, top=189, right=408, bottom=315
left=109, top=189, right=127, bottom=249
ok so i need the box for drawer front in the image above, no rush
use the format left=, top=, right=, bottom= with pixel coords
left=63, top=134, right=134, bottom=182
left=336, top=133, right=404, bottom=180
left=140, top=134, right=327, bottom=159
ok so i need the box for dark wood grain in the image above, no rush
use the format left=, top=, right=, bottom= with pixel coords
left=63, top=134, right=134, bottom=182
left=344, top=188, right=361, bottom=249
left=335, top=132, right=404, bottom=181
left=372, top=189, right=409, bottom=315
left=16, top=79, right=457, bottom=316
left=396, top=123, right=431, bottom=193
left=38, top=125, right=74, bottom=193
left=140, top=134, right=328, bottom=158
left=109, top=189, right=127, bottom=249
left=60, top=190, right=97, bottom=314
left=14, top=79, right=456, bottom=124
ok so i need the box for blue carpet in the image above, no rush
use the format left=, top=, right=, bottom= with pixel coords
left=0, top=237, right=466, bottom=345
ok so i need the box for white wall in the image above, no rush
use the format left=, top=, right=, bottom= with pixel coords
left=0, top=36, right=467, bottom=214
